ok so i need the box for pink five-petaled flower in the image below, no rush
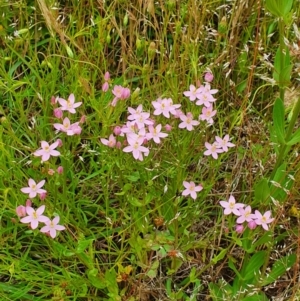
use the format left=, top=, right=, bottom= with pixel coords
left=34, top=141, right=60, bottom=162
left=123, top=133, right=149, bottom=161
left=20, top=205, right=49, bottom=229
left=101, top=134, right=116, bottom=148
left=215, top=135, right=235, bottom=152
left=236, top=205, right=254, bottom=224
left=40, top=216, right=66, bottom=238
left=21, top=179, right=47, bottom=198
left=199, top=105, right=217, bottom=124
left=179, top=113, right=200, bottom=131
left=182, top=181, right=203, bottom=200
left=152, top=98, right=181, bottom=118
left=183, top=85, right=202, bottom=101
left=146, top=124, right=168, bottom=144
left=53, top=117, right=82, bottom=136
left=57, top=93, right=82, bottom=114
left=204, top=142, right=224, bottom=159
left=220, top=195, right=244, bottom=216
left=253, top=210, right=274, bottom=230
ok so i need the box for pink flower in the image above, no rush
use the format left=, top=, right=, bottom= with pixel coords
left=203, top=142, right=223, bottom=159
left=182, top=181, right=203, bottom=200
left=220, top=195, right=244, bottom=215
left=215, top=135, right=235, bottom=152
left=101, top=134, right=116, bottom=148
left=57, top=94, right=82, bottom=114
left=146, top=124, right=168, bottom=143
left=195, top=91, right=216, bottom=107
left=16, top=205, right=26, bottom=217
left=21, top=179, right=47, bottom=198
left=20, top=205, right=49, bottom=229
left=202, top=83, right=218, bottom=95
left=179, top=113, right=200, bottom=131
left=152, top=98, right=181, bottom=118
left=34, top=141, right=60, bottom=162
left=40, top=216, right=66, bottom=238
left=236, top=205, right=254, bottom=223
left=111, top=85, right=130, bottom=106
left=123, top=133, right=149, bottom=161
left=253, top=210, right=274, bottom=230
left=204, top=72, right=214, bottom=83
left=26, top=199, right=32, bottom=207
left=199, top=105, right=217, bottom=124
left=183, top=85, right=202, bottom=101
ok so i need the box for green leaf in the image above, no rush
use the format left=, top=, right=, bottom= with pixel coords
left=254, top=178, right=270, bottom=204
left=265, top=0, right=294, bottom=17
left=265, top=0, right=281, bottom=17
left=243, top=251, right=266, bottom=281
left=242, top=292, right=269, bottom=301
left=262, top=253, right=296, bottom=286
left=286, top=127, right=300, bottom=145
left=87, top=268, right=107, bottom=289
left=273, top=98, right=286, bottom=143
left=76, top=238, right=94, bottom=253
left=279, top=64, right=292, bottom=87
left=211, top=248, right=227, bottom=264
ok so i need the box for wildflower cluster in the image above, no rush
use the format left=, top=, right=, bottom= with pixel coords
left=220, top=195, right=275, bottom=231
left=16, top=93, right=83, bottom=238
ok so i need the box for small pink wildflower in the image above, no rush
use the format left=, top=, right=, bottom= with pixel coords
left=183, top=85, right=202, bottom=101
left=182, top=181, right=203, bottom=200
left=21, top=179, right=46, bottom=198
left=40, top=216, right=66, bottom=238
left=57, top=94, right=82, bottom=114
left=195, top=91, right=216, bottom=107
left=20, top=205, right=49, bottom=230
left=220, top=195, right=244, bottom=215
left=236, top=205, right=254, bottom=223
left=253, top=210, right=274, bottom=230
left=146, top=124, right=168, bottom=144
left=204, top=142, right=223, bottom=159
left=178, top=113, right=200, bottom=131
left=199, top=105, right=217, bottom=124
left=152, top=98, right=181, bottom=118
left=215, top=135, right=235, bottom=152
left=123, top=133, right=149, bottom=161
left=34, top=141, right=60, bottom=162
left=101, top=134, right=116, bottom=148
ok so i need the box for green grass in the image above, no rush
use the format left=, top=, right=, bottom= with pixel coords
left=1, top=0, right=300, bottom=300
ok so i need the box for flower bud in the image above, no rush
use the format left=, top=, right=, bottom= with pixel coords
left=165, top=124, right=172, bottom=131
left=16, top=205, right=26, bottom=217
left=102, top=81, right=109, bottom=92
left=104, top=71, right=110, bottom=81
left=248, top=220, right=257, bottom=230
left=235, top=224, right=244, bottom=233
left=57, top=166, right=64, bottom=174
left=26, top=199, right=32, bottom=207
left=56, top=139, right=63, bottom=147
left=113, top=126, right=122, bottom=136
left=39, top=192, right=47, bottom=200
left=204, top=72, right=214, bottom=82
left=53, top=108, right=63, bottom=119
